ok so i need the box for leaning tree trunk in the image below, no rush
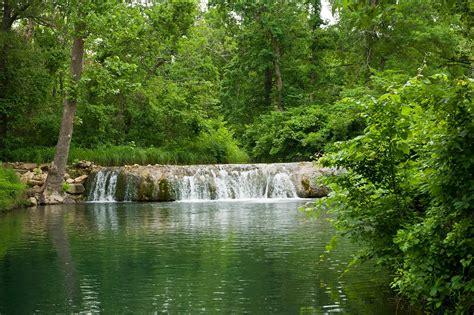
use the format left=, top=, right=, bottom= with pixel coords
left=43, top=33, right=84, bottom=196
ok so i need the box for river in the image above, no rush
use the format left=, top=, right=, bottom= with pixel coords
left=0, top=200, right=413, bottom=313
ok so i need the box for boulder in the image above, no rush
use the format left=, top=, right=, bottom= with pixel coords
left=21, top=163, right=37, bottom=171
left=28, top=179, right=43, bottom=187
left=27, top=197, right=38, bottom=207
left=20, top=171, right=35, bottom=184
left=42, top=191, right=65, bottom=204
left=32, top=173, right=47, bottom=181
left=74, top=175, right=88, bottom=183
left=66, top=183, right=85, bottom=195
left=66, top=178, right=75, bottom=184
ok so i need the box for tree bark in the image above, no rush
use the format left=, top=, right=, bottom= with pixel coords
left=271, top=35, right=283, bottom=111
left=308, top=0, right=322, bottom=103
left=263, top=66, right=273, bottom=109
left=43, top=31, right=84, bottom=195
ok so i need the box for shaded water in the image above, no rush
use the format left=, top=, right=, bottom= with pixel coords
left=0, top=201, right=413, bottom=313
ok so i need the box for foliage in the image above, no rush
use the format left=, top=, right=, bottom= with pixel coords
left=0, top=121, right=248, bottom=166
left=62, top=182, right=70, bottom=193
left=311, top=74, right=473, bottom=313
left=0, top=0, right=472, bottom=312
left=0, top=165, right=25, bottom=212
left=245, top=102, right=364, bottom=162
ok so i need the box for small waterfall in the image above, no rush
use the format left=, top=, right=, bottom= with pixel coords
left=87, top=169, right=119, bottom=202
left=170, top=165, right=298, bottom=201
left=87, top=164, right=305, bottom=202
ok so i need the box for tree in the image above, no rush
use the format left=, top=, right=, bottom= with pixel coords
left=43, top=1, right=113, bottom=196
left=0, top=1, right=43, bottom=149
left=311, top=73, right=473, bottom=313
left=43, top=24, right=85, bottom=195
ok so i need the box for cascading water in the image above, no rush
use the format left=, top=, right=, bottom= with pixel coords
left=87, top=169, right=119, bottom=202
left=86, top=163, right=320, bottom=202
left=173, top=166, right=297, bottom=200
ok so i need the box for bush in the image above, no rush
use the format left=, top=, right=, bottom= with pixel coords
left=0, top=120, right=248, bottom=166
left=311, top=74, right=473, bottom=313
left=0, top=165, right=26, bottom=212
left=244, top=103, right=364, bottom=162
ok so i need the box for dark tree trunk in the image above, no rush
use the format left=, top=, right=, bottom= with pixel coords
left=271, top=36, right=283, bottom=111
left=308, top=1, right=322, bottom=103
left=2, top=1, right=13, bottom=32
left=263, top=66, right=273, bottom=109
left=364, top=0, right=378, bottom=81
left=43, top=32, right=84, bottom=195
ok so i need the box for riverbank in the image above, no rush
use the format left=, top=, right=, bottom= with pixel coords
left=1, top=161, right=96, bottom=209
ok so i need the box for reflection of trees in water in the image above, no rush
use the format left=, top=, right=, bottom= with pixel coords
left=0, top=202, right=413, bottom=313
left=44, top=206, right=80, bottom=308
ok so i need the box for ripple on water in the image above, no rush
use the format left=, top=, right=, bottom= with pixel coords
left=0, top=202, right=415, bottom=314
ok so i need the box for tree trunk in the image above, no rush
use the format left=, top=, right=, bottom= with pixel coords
left=2, top=1, right=13, bottom=32
left=43, top=33, right=84, bottom=195
left=263, top=66, right=273, bottom=109
left=271, top=35, right=283, bottom=111
left=308, top=1, right=322, bottom=103
left=364, top=0, right=378, bottom=81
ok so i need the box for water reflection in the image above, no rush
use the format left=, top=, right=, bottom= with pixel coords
left=0, top=202, right=417, bottom=314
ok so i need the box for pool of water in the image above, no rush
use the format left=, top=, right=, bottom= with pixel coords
left=0, top=201, right=412, bottom=313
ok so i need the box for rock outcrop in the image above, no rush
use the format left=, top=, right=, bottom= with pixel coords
left=5, top=161, right=95, bottom=206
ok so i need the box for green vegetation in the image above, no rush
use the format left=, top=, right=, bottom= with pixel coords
left=1, top=143, right=248, bottom=166
left=0, top=0, right=472, bottom=312
left=0, top=165, right=25, bottom=212
left=312, top=75, right=473, bottom=313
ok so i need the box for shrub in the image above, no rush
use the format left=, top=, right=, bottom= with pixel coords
left=0, top=165, right=26, bottom=212
left=244, top=103, right=364, bottom=162
left=311, top=74, right=473, bottom=313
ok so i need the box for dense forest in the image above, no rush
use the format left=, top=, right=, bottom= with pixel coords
left=0, top=0, right=472, bottom=313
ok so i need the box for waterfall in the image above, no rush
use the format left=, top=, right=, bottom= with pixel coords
left=87, top=169, right=119, bottom=202
left=86, top=163, right=313, bottom=202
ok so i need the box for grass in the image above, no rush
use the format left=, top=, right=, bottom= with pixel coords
left=0, top=145, right=249, bottom=166
left=0, top=165, right=26, bottom=212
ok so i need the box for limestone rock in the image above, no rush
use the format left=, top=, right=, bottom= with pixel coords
left=32, top=173, right=46, bottom=181
left=27, top=197, right=38, bottom=207
left=20, top=171, right=34, bottom=184
left=66, top=178, right=75, bottom=184
left=74, top=175, right=88, bottom=183
left=67, top=183, right=85, bottom=195
left=28, top=179, right=43, bottom=187
left=42, top=191, right=65, bottom=204
left=22, top=163, right=37, bottom=171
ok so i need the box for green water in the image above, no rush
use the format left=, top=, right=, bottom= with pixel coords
left=0, top=201, right=412, bottom=313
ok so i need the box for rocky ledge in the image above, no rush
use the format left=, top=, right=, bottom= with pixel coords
left=86, top=162, right=332, bottom=202
left=4, top=161, right=333, bottom=205
left=5, top=161, right=96, bottom=206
